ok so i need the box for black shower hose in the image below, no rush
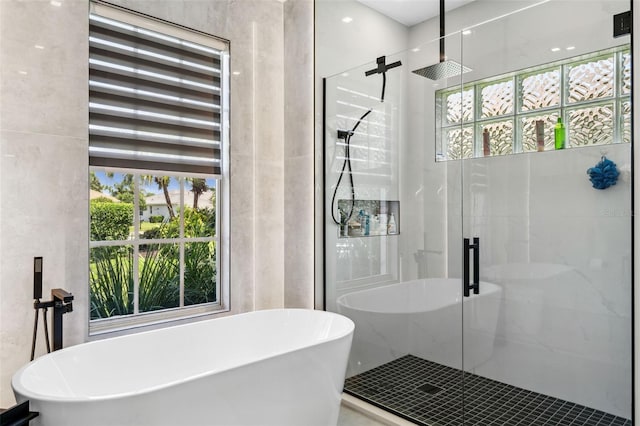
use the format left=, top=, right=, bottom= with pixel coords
left=330, top=109, right=371, bottom=225
left=330, top=73, right=387, bottom=226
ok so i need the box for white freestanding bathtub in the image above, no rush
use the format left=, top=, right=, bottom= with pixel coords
left=336, top=278, right=501, bottom=376
left=12, top=309, right=354, bottom=426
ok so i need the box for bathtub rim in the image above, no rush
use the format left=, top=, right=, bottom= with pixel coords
left=12, top=308, right=354, bottom=403
left=336, top=278, right=502, bottom=315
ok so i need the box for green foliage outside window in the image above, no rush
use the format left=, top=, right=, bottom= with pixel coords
left=149, top=215, right=164, bottom=223
left=90, top=201, right=134, bottom=241
left=90, top=207, right=217, bottom=320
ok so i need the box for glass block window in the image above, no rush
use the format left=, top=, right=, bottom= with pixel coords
left=481, top=120, right=514, bottom=156
left=446, top=126, right=474, bottom=159
left=622, top=52, right=631, bottom=95
left=568, top=103, right=614, bottom=146
left=480, top=80, right=514, bottom=118
left=622, top=100, right=632, bottom=144
left=520, top=69, right=561, bottom=112
left=567, top=56, right=614, bottom=103
left=520, top=113, right=559, bottom=152
left=445, top=88, right=474, bottom=124
left=437, top=46, right=630, bottom=160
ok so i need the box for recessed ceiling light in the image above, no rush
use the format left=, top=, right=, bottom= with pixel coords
left=462, top=30, right=472, bottom=36
left=18, top=71, right=27, bottom=75
left=50, top=0, right=62, bottom=6
left=232, top=71, right=241, bottom=75
left=566, top=46, right=576, bottom=51
left=342, top=17, right=353, bottom=23
left=551, top=47, right=561, bottom=52
left=411, top=47, right=420, bottom=52
left=34, top=44, right=45, bottom=49
left=341, top=73, right=349, bottom=77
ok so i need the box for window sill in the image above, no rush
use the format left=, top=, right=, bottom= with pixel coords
left=436, top=140, right=630, bottom=162
left=89, top=303, right=229, bottom=337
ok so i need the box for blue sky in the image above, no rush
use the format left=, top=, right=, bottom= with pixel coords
left=93, top=171, right=215, bottom=195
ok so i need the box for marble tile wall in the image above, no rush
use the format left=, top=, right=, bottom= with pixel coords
left=0, top=0, right=314, bottom=407
left=0, top=0, right=89, bottom=407
left=284, top=0, right=314, bottom=308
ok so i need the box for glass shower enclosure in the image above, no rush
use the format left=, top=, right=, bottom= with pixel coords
left=323, top=1, right=633, bottom=425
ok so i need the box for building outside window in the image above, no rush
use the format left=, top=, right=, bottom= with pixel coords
left=88, top=1, right=229, bottom=333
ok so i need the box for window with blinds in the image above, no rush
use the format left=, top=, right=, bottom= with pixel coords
left=88, top=2, right=230, bottom=333
left=89, top=2, right=228, bottom=175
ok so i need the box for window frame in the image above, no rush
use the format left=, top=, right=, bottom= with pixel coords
left=436, top=46, right=631, bottom=160
left=90, top=169, right=228, bottom=335
left=88, top=2, right=230, bottom=335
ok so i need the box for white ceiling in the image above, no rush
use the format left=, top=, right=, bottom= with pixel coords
left=355, top=0, right=477, bottom=27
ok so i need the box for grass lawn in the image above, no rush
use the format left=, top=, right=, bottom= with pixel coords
left=128, top=221, right=162, bottom=235
left=140, top=221, right=161, bottom=232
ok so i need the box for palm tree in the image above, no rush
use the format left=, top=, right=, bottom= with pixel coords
left=141, top=175, right=175, bottom=219
left=154, top=176, right=175, bottom=219
left=90, top=171, right=104, bottom=192
left=188, top=178, right=208, bottom=209
left=108, top=173, right=147, bottom=211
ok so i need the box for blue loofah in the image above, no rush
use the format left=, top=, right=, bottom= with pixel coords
left=586, top=156, right=619, bottom=190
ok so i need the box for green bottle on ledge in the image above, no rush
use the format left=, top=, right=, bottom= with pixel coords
left=554, top=117, right=566, bottom=149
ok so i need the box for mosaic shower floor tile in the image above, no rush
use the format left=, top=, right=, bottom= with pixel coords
left=344, top=355, right=631, bottom=426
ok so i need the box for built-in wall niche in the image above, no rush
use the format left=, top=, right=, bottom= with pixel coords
left=337, top=199, right=399, bottom=238
left=436, top=46, right=631, bottom=161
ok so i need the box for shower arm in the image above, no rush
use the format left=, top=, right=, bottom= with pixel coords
left=439, top=0, right=446, bottom=63
left=365, top=56, right=402, bottom=102
left=412, top=0, right=471, bottom=80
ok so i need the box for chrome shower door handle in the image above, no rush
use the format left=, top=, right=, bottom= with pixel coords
left=463, top=237, right=480, bottom=297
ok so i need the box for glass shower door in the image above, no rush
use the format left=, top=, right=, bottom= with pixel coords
left=460, top=1, right=633, bottom=424
left=323, top=33, right=468, bottom=425
left=322, top=0, right=632, bottom=424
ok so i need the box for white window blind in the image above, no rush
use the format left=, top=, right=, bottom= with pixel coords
left=89, top=2, right=228, bottom=175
